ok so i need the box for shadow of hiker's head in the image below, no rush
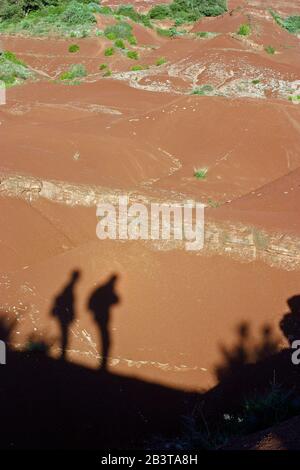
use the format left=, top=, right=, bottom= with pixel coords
left=70, top=270, right=81, bottom=284
left=103, top=273, right=120, bottom=306
left=280, top=295, right=300, bottom=346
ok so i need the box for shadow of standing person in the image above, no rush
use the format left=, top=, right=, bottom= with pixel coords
left=50, top=270, right=81, bottom=359
left=87, top=274, right=120, bottom=371
left=280, top=295, right=300, bottom=346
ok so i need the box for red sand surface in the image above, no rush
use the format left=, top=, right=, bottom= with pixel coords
left=0, top=0, right=300, bottom=402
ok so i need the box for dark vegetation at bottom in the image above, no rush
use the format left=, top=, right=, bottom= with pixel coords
left=1, top=271, right=300, bottom=449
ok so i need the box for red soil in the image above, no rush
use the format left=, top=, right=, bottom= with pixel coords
left=0, top=0, right=300, bottom=402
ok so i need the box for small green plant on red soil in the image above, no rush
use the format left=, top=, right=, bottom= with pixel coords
left=0, top=50, right=32, bottom=86
left=194, top=167, right=208, bottom=180
left=156, top=57, right=167, bottom=66
left=128, top=35, right=137, bottom=46
left=59, top=63, right=87, bottom=82
left=265, top=45, right=276, bottom=54
left=99, top=63, right=108, bottom=70
left=104, top=47, right=115, bottom=57
left=127, top=50, right=139, bottom=60
left=196, top=31, right=209, bottom=38
left=103, top=69, right=112, bottom=77
left=191, top=84, right=214, bottom=95
left=131, top=64, right=148, bottom=71
left=68, top=44, right=79, bottom=53
left=98, top=6, right=113, bottom=15
left=237, top=23, right=251, bottom=36
left=252, top=79, right=260, bottom=85
left=207, top=199, right=220, bottom=208
left=114, top=38, right=125, bottom=49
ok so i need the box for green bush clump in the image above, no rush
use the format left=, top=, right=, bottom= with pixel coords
left=104, top=21, right=133, bottom=40
left=99, top=63, right=108, bottom=70
left=0, top=50, right=32, bottom=86
left=127, top=50, right=139, bottom=60
left=104, top=47, right=115, bottom=57
left=271, top=10, right=300, bottom=34
left=128, top=35, right=137, bottom=45
left=237, top=23, right=251, bottom=36
left=60, top=63, right=87, bottom=81
left=0, top=1, right=97, bottom=37
left=68, top=44, right=80, bottom=53
left=115, top=38, right=125, bottom=49
left=148, top=0, right=227, bottom=23
left=148, top=4, right=170, bottom=19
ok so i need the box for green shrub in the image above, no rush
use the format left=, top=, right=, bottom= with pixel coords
left=252, top=79, right=260, bottom=85
left=104, top=21, right=132, bottom=40
left=98, top=6, right=113, bottom=15
left=265, top=45, right=276, bottom=54
left=115, top=38, right=125, bottom=49
left=0, top=0, right=97, bottom=36
left=271, top=10, right=300, bottom=34
left=68, top=44, right=80, bottom=53
left=237, top=23, right=251, bottom=36
left=128, top=35, right=137, bottom=45
left=148, top=4, right=170, bottom=19
left=99, top=63, right=108, bottom=70
left=61, top=1, right=96, bottom=26
left=104, top=47, right=115, bottom=57
left=0, top=50, right=32, bottom=86
left=116, top=5, right=140, bottom=22
left=127, top=50, right=139, bottom=60
left=156, top=56, right=166, bottom=66
left=60, top=63, right=87, bottom=81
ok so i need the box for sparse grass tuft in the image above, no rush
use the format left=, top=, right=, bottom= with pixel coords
left=131, top=64, right=148, bottom=71
left=194, top=167, right=208, bottom=180
left=191, top=84, right=214, bottom=95
left=265, top=45, right=276, bottom=55
left=156, top=57, right=167, bottom=66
